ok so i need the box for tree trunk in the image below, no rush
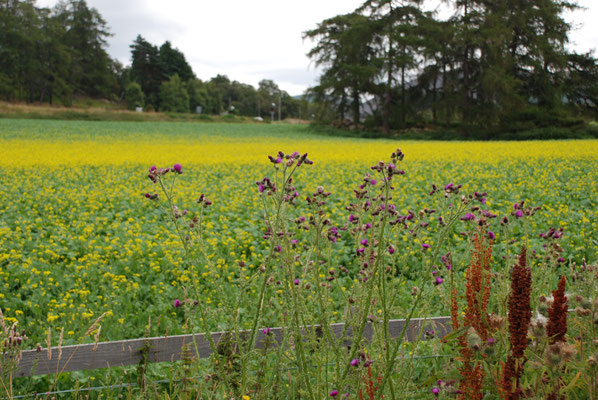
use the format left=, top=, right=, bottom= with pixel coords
left=442, top=62, right=447, bottom=124
left=383, top=52, right=392, bottom=133
left=352, top=87, right=360, bottom=124
left=401, top=52, right=406, bottom=128
left=339, top=92, right=346, bottom=121
left=383, top=3, right=394, bottom=134
left=432, top=68, right=437, bottom=124
left=462, top=2, right=471, bottom=134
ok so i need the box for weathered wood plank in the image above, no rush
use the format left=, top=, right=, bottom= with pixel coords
left=12, top=316, right=452, bottom=378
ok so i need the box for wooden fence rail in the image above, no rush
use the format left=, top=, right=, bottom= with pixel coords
left=10, top=316, right=452, bottom=378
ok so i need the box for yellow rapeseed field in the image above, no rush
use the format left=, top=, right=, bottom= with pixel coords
left=2, top=136, right=597, bottom=166
left=0, top=119, right=596, bottom=344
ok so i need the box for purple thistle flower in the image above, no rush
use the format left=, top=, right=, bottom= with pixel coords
left=349, top=214, right=357, bottom=222
left=434, top=277, right=444, bottom=285
left=350, top=358, right=359, bottom=367
left=365, top=222, right=372, bottom=230
left=422, top=243, right=430, bottom=250
left=330, top=390, right=339, bottom=397
left=360, top=238, right=368, bottom=246
left=274, top=245, right=281, bottom=253
left=173, top=163, right=182, bottom=173
left=481, top=210, right=497, bottom=218
left=174, top=299, right=181, bottom=308
left=370, top=179, right=377, bottom=186
left=294, top=279, right=300, bottom=286
left=258, top=184, right=265, bottom=193
left=388, top=246, right=395, bottom=254
left=263, top=327, right=271, bottom=335
left=460, top=213, right=475, bottom=221
left=515, top=210, right=524, bottom=218
left=432, top=387, right=440, bottom=396
left=488, top=230, right=495, bottom=240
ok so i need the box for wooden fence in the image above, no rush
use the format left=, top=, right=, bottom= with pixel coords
left=10, top=316, right=452, bottom=378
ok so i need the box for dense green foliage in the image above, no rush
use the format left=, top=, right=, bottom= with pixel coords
left=304, top=0, right=598, bottom=134
left=0, top=1, right=306, bottom=117
left=0, top=0, right=116, bottom=105
left=124, top=82, right=144, bottom=110
left=1, top=0, right=597, bottom=137
left=159, top=74, right=189, bottom=113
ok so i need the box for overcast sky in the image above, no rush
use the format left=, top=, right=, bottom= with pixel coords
left=37, top=0, right=598, bottom=96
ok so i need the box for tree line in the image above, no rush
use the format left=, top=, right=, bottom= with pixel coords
left=3, top=0, right=596, bottom=131
left=304, top=0, right=598, bottom=134
left=126, top=35, right=303, bottom=118
left=0, top=0, right=305, bottom=118
left=0, top=0, right=116, bottom=105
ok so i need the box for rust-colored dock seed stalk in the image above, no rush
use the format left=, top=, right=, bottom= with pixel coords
left=500, top=246, right=532, bottom=400
left=546, top=275, right=568, bottom=344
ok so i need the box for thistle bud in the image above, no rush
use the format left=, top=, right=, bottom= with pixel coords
left=488, top=313, right=505, bottom=331
left=546, top=346, right=562, bottom=367
left=581, top=298, right=592, bottom=310
left=545, top=342, right=576, bottom=367
left=575, top=307, right=592, bottom=317
left=483, top=344, right=495, bottom=356
left=466, top=327, right=482, bottom=351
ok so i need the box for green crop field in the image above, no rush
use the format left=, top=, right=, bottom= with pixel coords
left=0, top=119, right=597, bottom=344
left=0, top=118, right=597, bottom=398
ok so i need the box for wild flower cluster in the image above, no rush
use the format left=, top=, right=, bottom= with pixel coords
left=136, top=148, right=598, bottom=399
